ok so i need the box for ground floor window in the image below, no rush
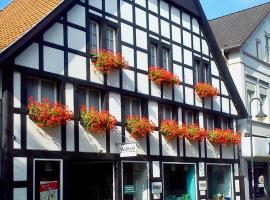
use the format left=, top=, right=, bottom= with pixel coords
left=122, top=162, right=149, bottom=200
left=207, top=164, right=233, bottom=199
left=248, top=162, right=270, bottom=198
left=163, top=163, right=196, bottom=200
left=34, top=160, right=61, bottom=200
left=69, top=161, right=114, bottom=200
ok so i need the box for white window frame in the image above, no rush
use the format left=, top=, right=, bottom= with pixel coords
left=27, top=77, right=57, bottom=102
left=162, top=48, right=169, bottom=71
left=106, top=26, right=116, bottom=53
left=33, top=159, right=63, bottom=200
left=150, top=44, right=157, bottom=66
left=124, top=97, right=142, bottom=117
left=78, top=87, right=102, bottom=111
left=90, top=20, right=100, bottom=51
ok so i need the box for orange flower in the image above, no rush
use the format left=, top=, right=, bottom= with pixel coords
left=160, top=120, right=184, bottom=141
left=80, top=106, right=117, bottom=133
left=183, top=124, right=207, bottom=141
left=91, top=49, right=128, bottom=74
left=27, top=97, right=73, bottom=128
left=194, top=82, right=219, bottom=99
left=126, top=115, right=155, bottom=140
left=148, top=66, right=181, bottom=86
left=207, top=129, right=241, bottom=145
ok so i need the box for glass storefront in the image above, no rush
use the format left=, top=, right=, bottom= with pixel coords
left=122, top=162, right=149, bottom=200
left=207, top=164, right=233, bottom=200
left=163, top=163, right=196, bottom=200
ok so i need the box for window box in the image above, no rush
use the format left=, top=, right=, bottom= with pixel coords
left=184, top=124, right=207, bottom=141
left=80, top=106, right=117, bottom=134
left=207, top=129, right=241, bottom=145
left=90, top=49, right=128, bottom=75
left=148, top=66, right=181, bottom=86
left=194, top=82, right=219, bottom=99
left=27, top=97, right=73, bottom=128
left=126, top=115, right=155, bottom=140
left=160, top=120, right=184, bottom=141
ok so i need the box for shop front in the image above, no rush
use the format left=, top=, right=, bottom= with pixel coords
left=163, top=163, right=197, bottom=200
left=207, top=164, right=233, bottom=200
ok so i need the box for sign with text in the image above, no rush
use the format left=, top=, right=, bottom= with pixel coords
left=124, top=185, right=136, bottom=194
left=152, top=182, right=162, bottom=194
left=120, top=143, right=137, bottom=157
left=199, top=180, right=207, bottom=191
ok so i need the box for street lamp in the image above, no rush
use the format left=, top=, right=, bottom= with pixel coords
left=248, top=97, right=267, bottom=200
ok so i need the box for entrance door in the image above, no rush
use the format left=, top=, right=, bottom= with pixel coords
left=70, top=162, right=114, bottom=200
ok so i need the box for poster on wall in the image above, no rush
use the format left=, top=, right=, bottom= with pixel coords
left=40, top=181, right=59, bottom=200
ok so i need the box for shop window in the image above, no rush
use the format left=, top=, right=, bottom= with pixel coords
left=123, top=162, right=149, bottom=200
left=34, top=160, right=61, bottom=200
left=90, top=21, right=99, bottom=51
left=184, top=110, right=195, bottom=124
left=106, top=27, right=116, bottom=52
left=159, top=104, right=172, bottom=121
left=77, top=87, right=101, bottom=111
left=27, top=77, right=56, bottom=102
left=163, top=163, right=196, bottom=200
left=205, top=114, right=214, bottom=130
left=150, top=44, right=157, bottom=66
left=124, top=97, right=141, bottom=119
left=207, top=164, right=233, bottom=199
left=162, top=48, right=170, bottom=71
left=195, top=60, right=210, bottom=84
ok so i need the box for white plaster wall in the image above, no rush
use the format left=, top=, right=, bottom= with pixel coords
left=122, top=45, right=134, bottom=67
left=136, top=29, right=148, bottom=50
left=90, top=62, right=104, bottom=84
left=222, top=97, right=230, bottom=113
left=160, top=1, right=169, bottom=18
left=193, top=35, right=201, bottom=52
left=150, top=131, right=160, bottom=156
left=67, top=27, right=86, bottom=52
left=192, top=18, right=200, bottom=34
left=13, top=188, right=27, bottom=200
left=120, top=0, right=133, bottom=22
left=222, top=144, right=234, bottom=159
left=136, top=51, right=148, bottom=71
left=122, top=69, right=135, bottom=91
left=148, top=0, right=158, bottom=13
left=13, top=71, right=21, bottom=108
left=172, top=25, right=181, bottom=44
left=13, top=114, right=21, bottom=149
left=163, top=85, right=172, bottom=100
left=105, top=0, right=118, bottom=16
left=171, top=6, right=180, bottom=24
left=182, top=12, right=191, bottom=30
left=172, top=44, right=182, bottom=63
left=68, top=53, right=87, bottom=80
left=65, top=83, right=74, bottom=151
left=89, top=0, right=102, bottom=10
left=125, top=128, right=147, bottom=155
left=13, top=157, right=27, bottom=181
left=206, top=140, right=220, bottom=158
left=137, top=73, right=149, bottom=94
left=185, top=140, right=199, bottom=157
left=121, top=23, right=134, bottom=45
left=135, top=7, right=147, bottom=28
left=152, top=161, right=160, bottom=177
left=15, top=43, right=39, bottom=69
left=107, top=70, right=120, bottom=88
left=151, top=82, right=161, bottom=98
left=67, top=4, right=86, bottom=27
left=183, top=30, right=192, bottom=48
left=161, top=20, right=170, bottom=38
left=162, top=137, right=177, bottom=156
left=43, top=46, right=64, bottom=75
left=26, top=116, right=62, bottom=151
left=183, top=49, right=193, bottom=66
left=110, top=126, right=122, bottom=154
left=148, top=101, right=158, bottom=126
left=43, top=23, right=64, bottom=46
left=185, top=87, right=194, bottom=105
left=109, top=92, right=121, bottom=122
left=149, top=14, right=159, bottom=34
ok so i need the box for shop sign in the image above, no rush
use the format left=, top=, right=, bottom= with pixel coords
left=120, top=143, right=137, bottom=157
left=152, top=182, right=162, bottom=194
left=199, top=180, right=207, bottom=191
left=40, top=181, right=59, bottom=200
left=124, top=185, right=136, bottom=194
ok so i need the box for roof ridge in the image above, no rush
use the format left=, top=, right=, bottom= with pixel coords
left=209, top=1, right=270, bottom=21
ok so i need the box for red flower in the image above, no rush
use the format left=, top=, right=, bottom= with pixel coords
left=183, top=124, right=207, bottom=141
left=207, top=129, right=241, bottom=145
left=194, top=82, right=219, bottom=99
left=126, top=115, right=155, bottom=140
left=80, top=106, right=117, bottom=133
left=91, top=49, right=128, bottom=74
left=160, top=120, right=184, bottom=141
left=27, top=97, right=73, bottom=128
left=148, top=66, right=181, bottom=86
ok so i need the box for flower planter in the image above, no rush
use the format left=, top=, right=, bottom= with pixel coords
left=80, top=106, right=117, bottom=134
left=194, top=82, right=219, bottom=99
left=160, top=120, right=184, bottom=141
left=184, top=124, right=207, bottom=141
left=90, top=49, right=128, bottom=74
left=27, top=97, right=73, bottom=128
left=126, top=115, right=155, bottom=140
left=207, top=129, right=241, bottom=145
left=148, top=66, right=181, bottom=86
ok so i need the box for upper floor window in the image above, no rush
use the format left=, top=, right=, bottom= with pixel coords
left=159, top=105, right=172, bottom=121
left=90, top=21, right=99, bottom=51
left=162, top=48, right=169, bottom=71
left=27, top=77, right=56, bottom=102
left=195, top=60, right=209, bottom=84
left=265, top=35, right=270, bottom=63
left=220, top=117, right=229, bottom=130
left=150, top=44, right=157, bottom=66
left=124, top=97, right=141, bottom=119
left=205, top=114, right=214, bottom=131
left=184, top=110, right=195, bottom=124
left=77, top=88, right=101, bottom=111
left=256, top=39, right=262, bottom=59
left=106, top=27, right=116, bottom=52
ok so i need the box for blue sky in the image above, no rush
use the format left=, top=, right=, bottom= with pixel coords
left=200, top=0, right=270, bottom=19
left=0, top=0, right=12, bottom=10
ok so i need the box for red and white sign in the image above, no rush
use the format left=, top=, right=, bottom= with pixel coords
left=40, top=181, right=59, bottom=200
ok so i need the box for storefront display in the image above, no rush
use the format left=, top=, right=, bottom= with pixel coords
left=123, top=162, right=149, bottom=200
left=207, top=165, right=233, bottom=200
left=163, top=163, right=196, bottom=200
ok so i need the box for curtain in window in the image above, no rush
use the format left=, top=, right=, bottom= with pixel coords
left=27, top=78, right=38, bottom=101
left=90, top=22, right=98, bottom=51
left=150, top=44, right=157, bottom=66
left=77, top=88, right=86, bottom=110
left=106, top=28, right=114, bottom=52
left=41, top=80, right=55, bottom=102
left=132, top=100, right=140, bottom=116
left=89, top=90, right=100, bottom=110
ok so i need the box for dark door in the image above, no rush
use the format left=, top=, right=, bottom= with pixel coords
left=69, top=162, right=114, bottom=200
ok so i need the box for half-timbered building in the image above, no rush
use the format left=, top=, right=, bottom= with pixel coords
left=0, top=0, right=247, bottom=200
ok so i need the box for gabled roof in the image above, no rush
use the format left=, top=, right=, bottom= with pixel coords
left=209, top=2, right=270, bottom=50
left=0, top=0, right=62, bottom=53
left=0, top=0, right=248, bottom=118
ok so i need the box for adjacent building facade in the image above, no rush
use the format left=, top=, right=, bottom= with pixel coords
left=210, top=3, right=270, bottom=200
left=0, top=0, right=247, bottom=200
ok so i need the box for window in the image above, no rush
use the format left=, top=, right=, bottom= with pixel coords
left=195, top=60, right=209, bottom=83
left=162, top=48, right=169, bottom=71
left=150, top=44, right=157, bottom=66
left=265, top=35, right=270, bottom=63
left=90, top=21, right=99, bottom=51
left=256, top=39, right=262, bottom=59
left=27, top=77, right=56, bottom=102
left=205, top=114, right=214, bottom=131
left=77, top=88, right=101, bottom=111
left=184, top=110, right=194, bottom=124
left=159, top=105, right=172, bottom=121
left=106, top=27, right=116, bottom=52
left=220, top=117, right=229, bottom=130
left=124, top=97, right=141, bottom=119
